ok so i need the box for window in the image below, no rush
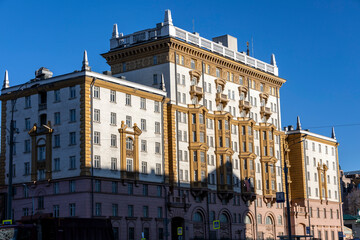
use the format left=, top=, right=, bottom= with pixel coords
left=125, top=94, right=131, bottom=106
left=140, top=97, right=146, bottom=109
left=155, top=122, right=160, bottom=134
left=141, top=119, right=146, bottom=131
left=70, top=109, right=76, bottom=122
left=111, top=158, right=117, bottom=171
left=128, top=183, right=133, bottom=195
left=155, top=142, right=161, bottom=153
left=95, top=180, right=101, bottom=192
left=54, top=90, right=60, bottom=103
left=143, top=184, right=148, bottom=196
left=154, top=101, right=160, bottom=113
left=95, top=203, right=102, bottom=216
left=110, top=112, right=116, bottom=125
left=111, top=134, right=117, bottom=147
left=54, top=112, right=60, bottom=125
left=153, top=74, right=158, bottom=85
left=112, top=204, right=118, bottom=217
left=126, top=159, right=133, bottom=172
left=94, top=155, right=101, bottom=168
left=24, top=162, right=30, bottom=175
left=24, top=139, right=31, bottom=153
left=54, top=134, right=60, bottom=148
left=141, top=140, right=147, bottom=152
left=25, top=118, right=31, bottom=130
left=69, top=156, right=76, bottom=169
left=142, top=161, right=147, bottom=174
left=128, top=205, right=134, bottom=217
left=191, top=59, right=196, bottom=69
left=257, top=214, right=262, bottom=224
left=69, top=180, right=76, bottom=192
left=112, top=181, right=118, bottom=193
left=94, top=109, right=100, bottom=122
left=126, top=115, right=132, bottom=127
left=153, top=55, right=158, bottom=64
left=38, top=196, right=44, bottom=209
left=94, top=131, right=100, bottom=145
left=156, top=163, right=161, bottom=175
left=93, top=86, right=100, bottom=99
left=157, top=207, right=163, bottom=218
left=110, top=90, right=116, bottom=102
left=70, top=86, right=76, bottom=99
left=265, top=216, right=273, bottom=225
left=53, top=205, right=59, bottom=218
left=69, top=132, right=76, bottom=145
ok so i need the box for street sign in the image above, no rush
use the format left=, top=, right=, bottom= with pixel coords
left=177, top=227, right=183, bottom=236
left=2, top=219, right=12, bottom=225
left=276, top=192, right=285, bottom=203
left=213, top=220, right=220, bottom=230
left=306, top=226, right=310, bottom=234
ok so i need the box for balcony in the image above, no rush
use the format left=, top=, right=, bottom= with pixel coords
left=216, top=93, right=229, bottom=107
left=260, top=106, right=272, bottom=119
left=190, top=85, right=203, bottom=101
left=38, top=103, right=47, bottom=111
left=239, top=100, right=251, bottom=113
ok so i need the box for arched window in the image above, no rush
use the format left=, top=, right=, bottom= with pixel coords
left=219, top=213, right=229, bottom=223
left=244, top=215, right=251, bottom=224
left=265, top=216, right=273, bottom=225
left=126, top=138, right=133, bottom=150
left=193, top=212, right=203, bottom=222
left=257, top=214, right=262, bottom=224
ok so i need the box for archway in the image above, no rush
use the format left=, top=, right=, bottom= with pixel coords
left=219, top=212, right=232, bottom=240
left=244, top=213, right=255, bottom=240
left=171, top=217, right=185, bottom=240
left=192, top=211, right=205, bottom=240
left=264, top=215, right=275, bottom=240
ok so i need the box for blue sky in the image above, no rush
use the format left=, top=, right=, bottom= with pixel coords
left=0, top=0, right=359, bottom=171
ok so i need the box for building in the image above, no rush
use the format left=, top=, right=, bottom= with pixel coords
left=0, top=10, right=343, bottom=240
left=285, top=118, right=343, bottom=239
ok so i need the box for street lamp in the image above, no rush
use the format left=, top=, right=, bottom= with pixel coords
left=6, top=79, right=31, bottom=220
left=283, top=134, right=307, bottom=240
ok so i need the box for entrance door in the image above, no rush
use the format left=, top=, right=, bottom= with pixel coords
left=171, top=217, right=185, bottom=240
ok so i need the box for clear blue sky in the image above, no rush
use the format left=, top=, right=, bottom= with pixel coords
left=0, top=0, right=359, bottom=171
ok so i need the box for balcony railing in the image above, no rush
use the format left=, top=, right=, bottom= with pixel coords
left=38, top=103, right=47, bottom=110
left=216, top=93, right=229, bottom=107
left=260, top=106, right=272, bottom=119
left=239, top=100, right=251, bottom=113
left=190, top=85, right=203, bottom=101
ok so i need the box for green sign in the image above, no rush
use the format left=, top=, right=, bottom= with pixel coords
left=213, top=220, right=220, bottom=229
left=177, top=227, right=183, bottom=235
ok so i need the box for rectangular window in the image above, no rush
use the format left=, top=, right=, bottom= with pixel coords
left=155, top=142, right=161, bottom=154
left=94, top=131, right=100, bottom=145
left=93, top=86, right=100, bottom=99
left=95, top=203, right=102, bottom=216
left=38, top=196, right=44, bottom=209
left=69, top=156, right=76, bottom=169
left=54, top=134, right=60, bottom=148
left=125, top=94, right=131, bottom=106
left=24, top=96, right=31, bottom=108
left=94, top=155, right=101, bottom=168
left=25, top=118, right=31, bottom=130
left=111, top=134, right=117, bottom=147
left=69, top=180, right=76, bottom=192
left=110, top=112, right=117, bottom=125
left=53, top=205, right=59, bottom=218
left=157, top=185, right=162, bottom=197
left=24, top=139, right=31, bottom=153
left=126, top=115, right=132, bottom=127
left=126, top=159, right=133, bottom=172
left=142, top=161, right=147, bottom=174
left=70, top=86, right=76, bottom=99
left=112, top=181, right=118, bottom=193
left=95, top=180, right=101, bottom=192
left=143, top=184, right=148, bottom=196
left=69, top=109, right=76, bottom=122
left=141, top=119, right=146, bottom=131
left=156, top=163, right=161, bottom=175
left=141, top=140, right=147, bottom=152
left=54, top=158, right=60, bottom=171
left=24, top=162, right=30, bottom=175
left=110, top=90, right=116, bottom=102
left=112, top=204, right=118, bottom=217
left=111, top=158, right=117, bottom=171
left=69, top=132, right=76, bottom=145
left=155, top=122, right=161, bottom=134
left=140, top=98, right=146, bottom=109
left=69, top=203, right=76, bottom=216
left=54, top=90, right=60, bottom=102
left=94, top=109, right=100, bottom=122
left=54, top=112, right=60, bottom=125
left=128, top=205, right=134, bottom=217
left=154, top=101, right=160, bottom=113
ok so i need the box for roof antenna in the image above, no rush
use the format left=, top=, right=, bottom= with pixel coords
left=192, top=19, right=195, bottom=33
left=246, top=42, right=250, bottom=56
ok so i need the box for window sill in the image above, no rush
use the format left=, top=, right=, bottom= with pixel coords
left=69, top=121, right=76, bottom=124
left=110, top=124, right=117, bottom=126
left=53, top=101, right=61, bottom=104
left=69, top=144, right=77, bottom=146
left=24, top=107, right=31, bottom=110
left=53, top=146, right=60, bottom=149
left=68, top=97, right=76, bottom=100
left=68, top=168, right=77, bottom=170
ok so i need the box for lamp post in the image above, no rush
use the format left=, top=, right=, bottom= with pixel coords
left=6, top=80, right=31, bottom=220
left=283, top=135, right=307, bottom=240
